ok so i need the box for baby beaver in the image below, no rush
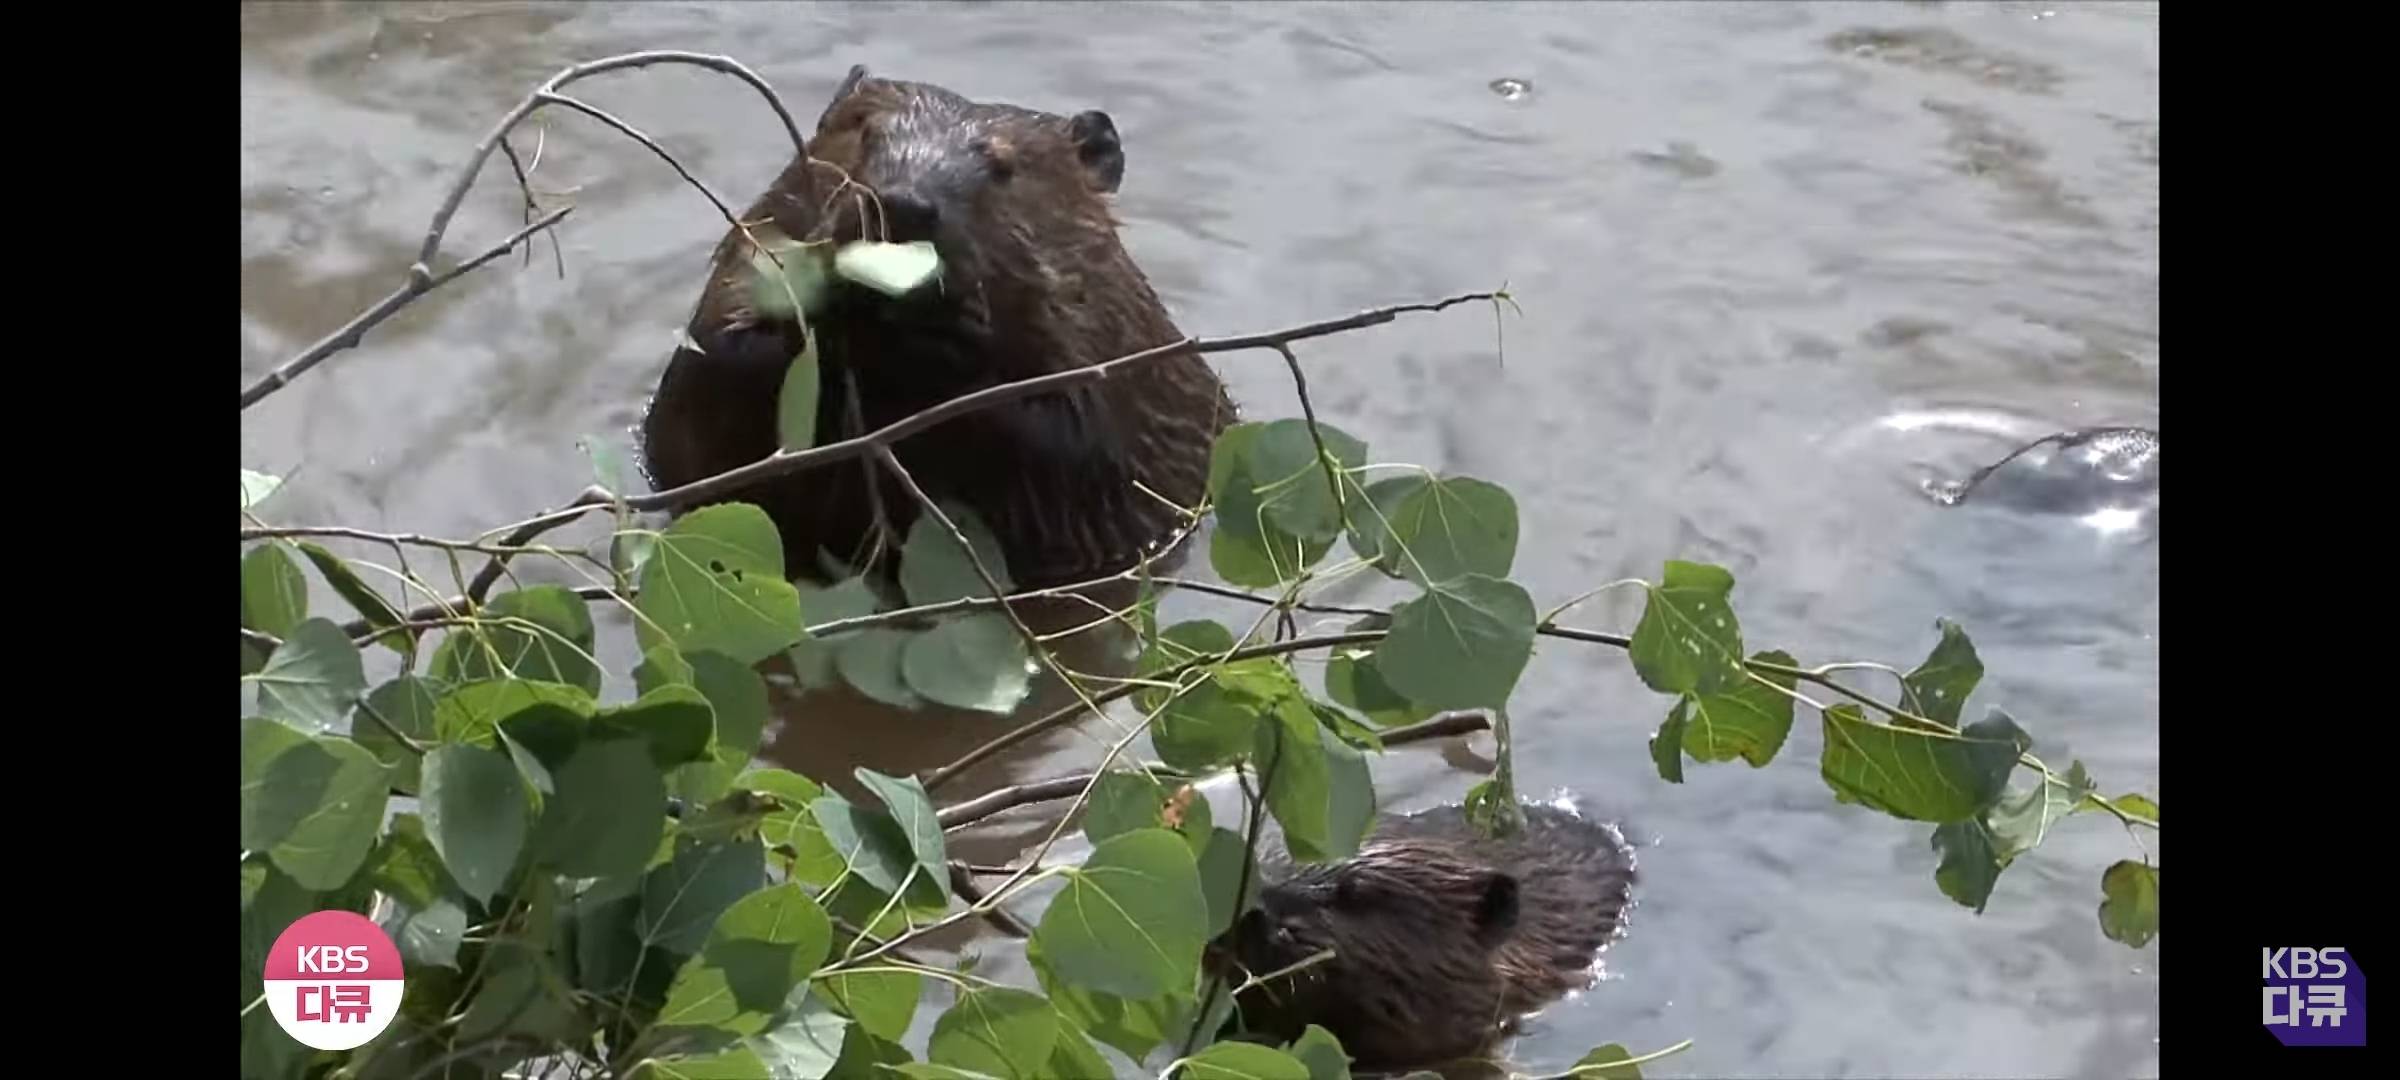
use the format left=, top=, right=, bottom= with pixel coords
left=1207, top=799, right=1640, bottom=1072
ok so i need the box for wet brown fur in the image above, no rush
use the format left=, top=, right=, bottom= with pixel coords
left=1210, top=801, right=1639, bottom=1072
left=638, top=67, right=1235, bottom=588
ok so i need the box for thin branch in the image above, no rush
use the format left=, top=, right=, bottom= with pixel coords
left=496, top=292, right=1507, bottom=534
left=464, top=487, right=616, bottom=606
left=238, top=206, right=573, bottom=409
left=237, top=523, right=589, bottom=565
left=241, top=627, right=283, bottom=654
left=946, top=862, right=1034, bottom=939
left=931, top=709, right=1490, bottom=832
left=497, top=132, right=566, bottom=278
left=874, top=444, right=1118, bottom=745
left=533, top=91, right=739, bottom=228
left=341, top=585, right=619, bottom=642
left=1273, top=341, right=1353, bottom=535
left=920, top=629, right=1385, bottom=793
left=241, top=50, right=805, bottom=413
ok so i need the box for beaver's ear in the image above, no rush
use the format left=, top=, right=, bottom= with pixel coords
left=1471, top=871, right=1521, bottom=944
left=815, top=64, right=870, bottom=129
left=1068, top=109, right=1125, bottom=194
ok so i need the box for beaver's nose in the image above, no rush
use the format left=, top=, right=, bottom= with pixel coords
left=874, top=189, right=941, bottom=244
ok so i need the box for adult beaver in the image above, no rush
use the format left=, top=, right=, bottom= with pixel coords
left=1207, top=799, right=1640, bottom=1072
left=638, top=66, right=1235, bottom=590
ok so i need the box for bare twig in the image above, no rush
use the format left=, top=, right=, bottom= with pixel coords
left=240, top=50, right=806, bottom=413
left=238, top=206, right=573, bottom=409
left=946, top=862, right=1034, bottom=938
left=241, top=627, right=283, bottom=654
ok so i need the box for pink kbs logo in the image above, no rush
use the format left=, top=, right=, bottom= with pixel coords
left=262, top=911, right=407, bottom=1051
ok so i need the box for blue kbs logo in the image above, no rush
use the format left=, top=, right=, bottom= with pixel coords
left=2262, top=947, right=2364, bottom=1047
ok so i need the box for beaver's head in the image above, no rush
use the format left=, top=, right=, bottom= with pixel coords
left=1207, top=839, right=1525, bottom=1063
left=797, top=65, right=1141, bottom=400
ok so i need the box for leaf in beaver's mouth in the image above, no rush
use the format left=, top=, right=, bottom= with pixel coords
left=833, top=241, right=943, bottom=298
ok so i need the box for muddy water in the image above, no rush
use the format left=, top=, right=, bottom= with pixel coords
left=240, top=2, right=2158, bottom=1076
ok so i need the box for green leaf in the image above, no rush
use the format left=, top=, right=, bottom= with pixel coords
left=742, top=770, right=849, bottom=887
left=1197, top=825, right=1260, bottom=937
left=2097, top=860, right=2159, bottom=948
left=1179, top=1041, right=1312, bottom=1080
left=750, top=239, right=832, bottom=321
left=902, top=613, right=1033, bottom=714
left=421, top=744, right=529, bottom=904
left=810, top=797, right=923, bottom=899
left=1678, top=650, right=1799, bottom=767
left=294, top=540, right=415, bottom=656
left=583, top=432, right=634, bottom=493
left=1648, top=702, right=1687, bottom=784
left=366, top=814, right=454, bottom=910
left=827, top=1030, right=916, bottom=1080
left=892, top=1066, right=1001, bottom=1080
left=431, top=585, right=601, bottom=695
left=1627, top=561, right=1746, bottom=695
left=1463, top=777, right=1522, bottom=837
left=2097, top=793, right=2159, bottom=824
left=900, top=502, right=1013, bottom=606
left=457, top=948, right=586, bottom=1043
left=435, top=678, right=597, bottom=761
left=664, top=651, right=773, bottom=804
left=749, top=993, right=850, bottom=1078
left=779, top=335, right=823, bottom=451
left=641, top=836, right=770, bottom=956
left=529, top=738, right=668, bottom=878
left=1026, top=936, right=1182, bottom=1062
left=251, top=618, right=367, bottom=732
left=1084, top=770, right=1174, bottom=844
left=1901, top=618, right=1983, bottom=727
left=927, top=987, right=1057, bottom=1080
left=833, top=240, right=944, bottom=298
left=836, top=628, right=924, bottom=709
left=659, top=882, right=833, bottom=1027
left=789, top=576, right=884, bottom=689
left=1373, top=575, right=1536, bottom=712
left=352, top=675, right=441, bottom=793
left=1136, top=621, right=1267, bottom=771
left=635, top=504, right=806, bottom=666
left=241, top=543, right=308, bottom=639
left=1047, top=1027, right=1114, bottom=1080
left=1346, top=474, right=1519, bottom=585
left=1820, top=706, right=2029, bottom=823
left=1567, top=1043, right=1643, bottom=1079
left=265, top=733, right=389, bottom=890
left=1245, top=418, right=1369, bottom=542
left=1288, top=1025, right=1352, bottom=1080
left=1323, top=621, right=1431, bottom=729
left=855, top=769, right=952, bottom=904
left=1258, top=699, right=1375, bottom=863
left=1935, top=762, right=2099, bottom=912
left=1034, top=828, right=1207, bottom=999
left=242, top=716, right=330, bottom=850
left=599, top=684, right=719, bottom=768
left=821, top=969, right=920, bottom=1042
left=394, top=897, right=468, bottom=969
left=1208, top=423, right=1333, bottom=587
left=241, top=468, right=284, bottom=510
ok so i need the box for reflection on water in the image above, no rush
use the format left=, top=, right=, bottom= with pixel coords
left=241, top=2, right=2157, bottom=1075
